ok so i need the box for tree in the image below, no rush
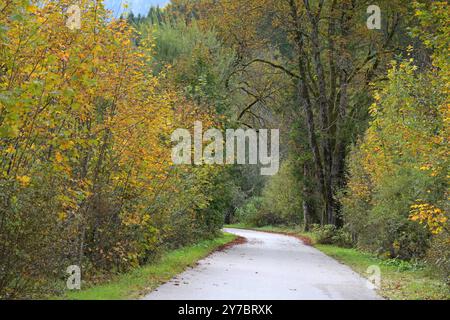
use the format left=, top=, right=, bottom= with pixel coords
left=192, top=0, right=408, bottom=226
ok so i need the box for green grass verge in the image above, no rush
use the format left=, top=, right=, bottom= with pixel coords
left=226, top=224, right=450, bottom=300
left=315, top=244, right=449, bottom=300
left=60, top=232, right=237, bottom=300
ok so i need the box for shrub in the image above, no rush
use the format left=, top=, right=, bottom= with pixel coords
left=250, top=160, right=303, bottom=226
left=311, top=224, right=336, bottom=245
left=426, top=233, right=450, bottom=285
left=341, top=54, right=448, bottom=262
left=236, top=197, right=261, bottom=226
left=310, top=224, right=354, bottom=248
left=332, top=228, right=354, bottom=248
left=343, top=166, right=434, bottom=259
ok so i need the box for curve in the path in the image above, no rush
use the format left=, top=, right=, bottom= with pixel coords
left=143, top=228, right=381, bottom=300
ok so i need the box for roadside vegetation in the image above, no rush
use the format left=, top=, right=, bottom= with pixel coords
left=0, top=1, right=245, bottom=299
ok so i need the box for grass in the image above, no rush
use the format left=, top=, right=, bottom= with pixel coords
left=316, top=245, right=449, bottom=300
left=59, top=232, right=237, bottom=300
left=226, top=224, right=450, bottom=300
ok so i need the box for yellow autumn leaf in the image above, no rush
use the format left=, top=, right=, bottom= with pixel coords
left=55, top=152, right=64, bottom=163
left=5, top=145, right=15, bottom=154
left=17, top=175, right=31, bottom=187
left=58, top=212, right=68, bottom=221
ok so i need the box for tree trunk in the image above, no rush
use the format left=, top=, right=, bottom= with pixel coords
left=302, top=163, right=312, bottom=231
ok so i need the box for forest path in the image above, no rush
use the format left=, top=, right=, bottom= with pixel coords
left=143, top=228, right=381, bottom=300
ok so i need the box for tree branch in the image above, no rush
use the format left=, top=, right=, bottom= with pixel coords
left=243, top=59, right=299, bottom=79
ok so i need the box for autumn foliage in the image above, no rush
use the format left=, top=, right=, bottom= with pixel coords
left=0, top=0, right=224, bottom=298
left=341, top=2, right=449, bottom=277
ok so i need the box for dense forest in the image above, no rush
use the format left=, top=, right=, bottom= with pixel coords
left=0, top=0, right=448, bottom=298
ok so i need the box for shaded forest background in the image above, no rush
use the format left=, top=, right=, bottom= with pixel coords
left=0, top=0, right=448, bottom=298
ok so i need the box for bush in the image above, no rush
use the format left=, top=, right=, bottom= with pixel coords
left=426, top=233, right=450, bottom=285
left=245, top=159, right=303, bottom=226
left=343, top=166, right=434, bottom=259
left=236, top=197, right=262, bottom=226
left=311, top=224, right=336, bottom=245
left=311, top=224, right=354, bottom=248
left=235, top=197, right=284, bottom=227
left=341, top=56, right=448, bottom=263
left=332, top=229, right=354, bottom=248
